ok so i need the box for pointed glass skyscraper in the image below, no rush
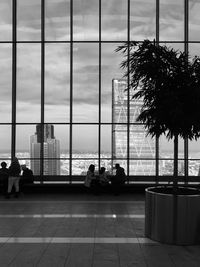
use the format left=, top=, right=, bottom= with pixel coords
left=112, top=79, right=155, bottom=175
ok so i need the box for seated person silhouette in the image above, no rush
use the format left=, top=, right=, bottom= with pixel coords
left=0, top=162, right=9, bottom=195
left=111, top=163, right=126, bottom=195
left=21, top=165, right=34, bottom=186
left=99, top=167, right=109, bottom=186
left=84, top=164, right=100, bottom=194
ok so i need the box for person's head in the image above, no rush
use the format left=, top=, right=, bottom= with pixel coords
left=21, top=164, right=27, bottom=171
left=115, top=163, right=120, bottom=169
left=88, top=164, right=95, bottom=173
left=99, top=167, right=105, bottom=174
left=1, top=161, right=7, bottom=168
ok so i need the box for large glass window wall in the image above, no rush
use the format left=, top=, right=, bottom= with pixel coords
left=0, top=0, right=199, bottom=183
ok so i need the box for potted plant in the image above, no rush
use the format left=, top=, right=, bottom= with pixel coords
left=117, top=40, right=200, bottom=245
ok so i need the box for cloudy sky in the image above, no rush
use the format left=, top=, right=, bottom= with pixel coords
left=0, top=0, right=200, bottom=154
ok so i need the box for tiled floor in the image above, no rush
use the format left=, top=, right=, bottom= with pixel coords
left=0, top=192, right=199, bottom=266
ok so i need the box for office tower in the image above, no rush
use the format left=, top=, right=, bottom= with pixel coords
left=30, top=124, right=60, bottom=175
left=112, top=79, right=155, bottom=175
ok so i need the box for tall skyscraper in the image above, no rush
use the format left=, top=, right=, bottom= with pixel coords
left=30, top=124, right=60, bottom=175
left=112, top=79, right=155, bottom=175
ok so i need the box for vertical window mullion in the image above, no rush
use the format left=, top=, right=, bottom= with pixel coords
left=40, top=0, right=45, bottom=181
left=69, top=0, right=73, bottom=181
left=127, top=0, right=130, bottom=178
left=184, top=0, right=189, bottom=182
left=155, top=0, right=160, bottom=182
left=11, top=0, right=17, bottom=161
left=98, top=0, right=101, bottom=172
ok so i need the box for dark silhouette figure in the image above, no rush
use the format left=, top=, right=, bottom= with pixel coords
left=99, top=167, right=109, bottom=185
left=6, top=157, right=21, bottom=198
left=21, top=165, right=34, bottom=184
left=20, top=165, right=34, bottom=192
left=0, top=162, right=9, bottom=196
left=99, top=167, right=110, bottom=192
left=84, top=164, right=100, bottom=194
left=111, top=163, right=126, bottom=196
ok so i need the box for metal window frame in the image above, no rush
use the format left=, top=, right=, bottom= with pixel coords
left=3, top=0, right=193, bottom=182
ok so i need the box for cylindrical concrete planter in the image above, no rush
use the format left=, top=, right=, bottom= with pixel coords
left=145, top=186, right=200, bottom=245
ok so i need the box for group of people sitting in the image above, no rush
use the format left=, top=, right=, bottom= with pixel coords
left=0, top=157, right=33, bottom=198
left=84, top=163, right=126, bottom=195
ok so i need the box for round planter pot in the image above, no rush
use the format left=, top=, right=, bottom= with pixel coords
left=145, top=186, right=200, bottom=245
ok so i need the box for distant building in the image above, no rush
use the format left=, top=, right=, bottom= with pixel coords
left=30, top=124, right=60, bottom=175
left=112, top=79, right=155, bottom=175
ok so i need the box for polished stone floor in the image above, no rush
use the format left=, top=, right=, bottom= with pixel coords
left=0, top=192, right=199, bottom=267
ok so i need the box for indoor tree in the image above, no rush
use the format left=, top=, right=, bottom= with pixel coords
left=117, top=40, right=200, bottom=189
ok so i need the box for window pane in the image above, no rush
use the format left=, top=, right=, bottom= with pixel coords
left=129, top=160, right=155, bottom=175
left=113, top=159, right=127, bottom=174
left=60, top=159, right=69, bottom=175
left=0, top=0, right=12, bottom=41
left=189, top=0, right=200, bottom=41
left=43, top=159, right=61, bottom=176
left=178, top=160, right=184, bottom=176
left=189, top=160, right=200, bottom=176
left=45, top=0, right=70, bottom=41
left=162, top=42, right=184, bottom=52
left=160, top=0, right=184, bottom=41
left=72, top=159, right=98, bottom=175
left=189, top=140, right=200, bottom=161
left=159, top=159, right=173, bottom=176
left=45, top=44, right=70, bottom=123
left=130, top=0, right=156, bottom=41
left=112, top=79, right=128, bottom=123
left=189, top=44, right=200, bottom=58
left=72, top=125, right=98, bottom=157
left=16, top=125, right=36, bottom=158
left=101, top=44, right=123, bottom=122
left=112, top=124, right=127, bottom=159
left=16, top=44, right=41, bottom=123
left=0, top=44, right=12, bottom=123
left=73, top=0, right=98, bottom=41
left=73, top=43, right=99, bottom=122
left=102, top=0, right=127, bottom=41
left=54, top=124, right=69, bottom=157
left=160, top=135, right=184, bottom=159
left=160, top=136, right=173, bottom=158
left=129, top=125, right=155, bottom=159
left=0, top=125, right=11, bottom=158
left=101, top=125, right=111, bottom=157
left=100, top=159, right=112, bottom=174
left=17, top=0, right=41, bottom=41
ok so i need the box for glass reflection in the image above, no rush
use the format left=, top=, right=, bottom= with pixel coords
left=101, top=44, right=123, bottom=123
left=16, top=44, right=41, bottom=123
left=189, top=0, right=200, bottom=41
left=0, top=0, right=12, bottom=41
left=0, top=44, right=12, bottom=123
left=73, top=0, right=98, bottom=41
left=72, top=125, right=98, bottom=157
left=45, top=0, right=70, bottom=41
left=17, top=0, right=41, bottom=41
left=102, top=0, right=127, bottom=41
left=130, top=0, right=156, bottom=41
left=73, top=43, right=99, bottom=122
left=0, top=125, right=11, bottom=158
left=160, top=0, right=184, bottom=41
left=45, top=44, right=70, bottom=123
